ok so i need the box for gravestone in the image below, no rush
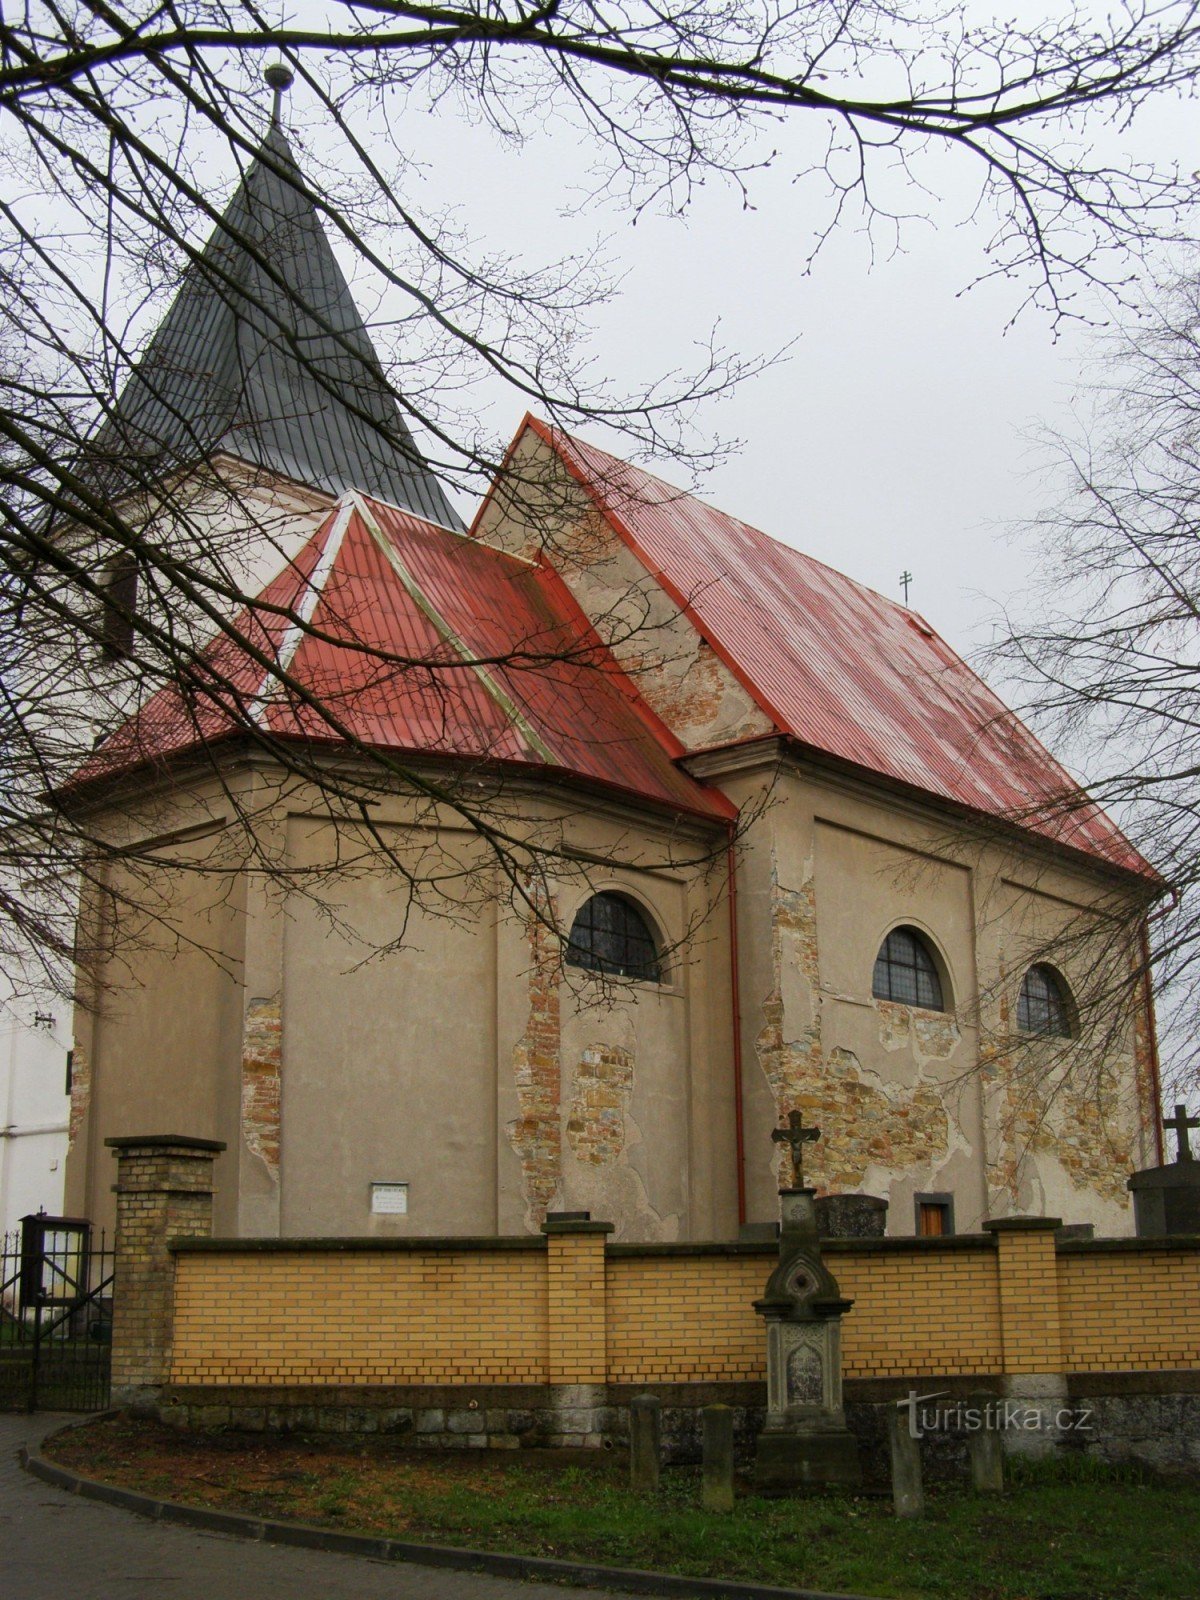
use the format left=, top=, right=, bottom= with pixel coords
left=1128, top=1104, right=1200, bottom=1236
left=815, top=1193, right=888, bottom=1239
left=752, top=1114, right=862, bottom=1490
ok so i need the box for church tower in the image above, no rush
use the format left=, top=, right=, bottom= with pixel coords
left=1, top=70, right=460, bottom=1237
left=84, top=67, right=460, bottom=529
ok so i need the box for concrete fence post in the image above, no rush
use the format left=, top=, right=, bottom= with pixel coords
left=967, top=1393, right=1005, bottom=1494
left=887, top=1404, right=924, bottom=1518
left=106, top=1134, right=225, bottom=1412
left=630, top=1393, right=662, bottom=1492
left=701, top=1403, right=735, bottom=1512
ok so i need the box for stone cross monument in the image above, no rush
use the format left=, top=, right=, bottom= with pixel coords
left=1164, top=1104, right=1200, bottom=1162
left=753, top=1116, right=861, bottom=1489
left=1128, top=1102, right=1200, bottom=1236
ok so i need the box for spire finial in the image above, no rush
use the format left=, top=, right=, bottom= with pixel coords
left=264, top=61, right=294, bottom=129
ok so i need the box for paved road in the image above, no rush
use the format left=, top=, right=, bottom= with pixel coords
left=1, top=1413, right=635, bottom=1600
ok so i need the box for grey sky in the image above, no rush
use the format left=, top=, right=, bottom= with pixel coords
left=367, top=74, right=1197, bottom=669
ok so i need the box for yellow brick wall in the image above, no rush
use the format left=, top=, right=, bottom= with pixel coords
left=547, top=1231, right=607, bottom=1383
left=605, top=1256, right=766, bottom=1382
left=167, top=1237, right=1200, bottom=1391
left=1058, top=1249, right=1200, bottom=1372
left=602, top=1246, right=1002, bottom=1383
left=170, top=1249, right=549, bottom=1386
left=991, top=1226, right=1064, bottom=1375
left=831, top=1247, right=1003, bottom=1378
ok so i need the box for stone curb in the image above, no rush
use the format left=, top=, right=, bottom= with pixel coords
left=21, top=1441, right=885, bottom=1600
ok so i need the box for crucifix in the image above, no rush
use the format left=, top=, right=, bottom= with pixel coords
left=899, top=570, right=913, bottom=605
left=1163, top=1103, right=1200, bottom=1163
left=772, top=1109, right=821, bottom=1190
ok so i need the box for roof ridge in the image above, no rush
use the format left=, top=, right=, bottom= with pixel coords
left=348, top=491, right=561, bottom=766
left=349, top=486, right=538, bottom=564
left=251, top=495, right=358, bottom=719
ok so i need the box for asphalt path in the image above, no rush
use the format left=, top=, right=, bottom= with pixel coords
left=1, top=1412, right=637, bottom=1600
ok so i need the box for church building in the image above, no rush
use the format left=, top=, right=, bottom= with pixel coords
left=59, top=102, right=1164, bottom=1246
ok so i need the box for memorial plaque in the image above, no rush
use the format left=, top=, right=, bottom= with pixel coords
left=786, top=1340, right=823, bottom=1406
left=370, top=1182, right=408, bottom=1215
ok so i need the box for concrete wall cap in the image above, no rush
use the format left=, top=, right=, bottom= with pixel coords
left=541, top=1218, right=615, bottom=1236
left=106, top=1134, right=227, bottom=1153
left=982, top=1216, right=1063, bottom=1233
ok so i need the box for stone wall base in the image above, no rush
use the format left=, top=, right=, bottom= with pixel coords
left=156, top=1372, right=1200, bottom=1478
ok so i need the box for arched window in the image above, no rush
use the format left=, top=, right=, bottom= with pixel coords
left=566, top=892, right=661, bottom=982
left=1018, top=964, right=1074, bottom=1038
left=872, top=926, right=945, bottom=1011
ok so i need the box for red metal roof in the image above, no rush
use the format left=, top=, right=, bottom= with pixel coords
left=519, top=417, right=1153, bottom=878
left=77, top=492, right=732, bottom=822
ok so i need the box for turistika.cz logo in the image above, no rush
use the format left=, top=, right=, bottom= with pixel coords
left=899, top=1391, right=1095, bottom=1440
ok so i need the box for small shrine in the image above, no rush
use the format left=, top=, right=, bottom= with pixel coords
left=753, top=1112, right=862, bottom=1490
left=1128, top=1104, right=1200, bottom=1236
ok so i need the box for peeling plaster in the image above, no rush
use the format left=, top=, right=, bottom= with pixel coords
left=979, top=964, right=1143, bottom=1211
left=507, top=894, right=563, bottom=1227
left=754, top=863, right=953, bottom=1196
left=67, top=1044, right=90, bottom=1153
left=241, top=996, right=281, bottom=1178
left=985, top=1052, right=1138, bottom=1209
left=567, top=1044, right=634, bottom=1164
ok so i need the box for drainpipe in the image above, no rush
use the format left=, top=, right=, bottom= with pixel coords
left=727, top=830, right=747, bottom=1226
left=1139, top=920, right=1165, bottom=1165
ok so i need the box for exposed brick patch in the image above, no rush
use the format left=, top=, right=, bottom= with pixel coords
left=755, top=868, right=951, bottom=1194
left=814, top=1048, right=950, bottom=1191
left=566, top=1045, right=634, bottom=1164
left=67, top=1043, right=91, bottom=1152
left=980, top=959, right=1141, bottom=1209
left=507, top=890, right=563, bottom=1228
left=625, top=635, right=772, bottom=750
left=987, top=1055, right=1136, bottom=1207
left=241, top=996, right=282, bottom=1176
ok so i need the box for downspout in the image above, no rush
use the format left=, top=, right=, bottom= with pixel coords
left=1139, top=920, right=1165, bottom=1165
left=727, top=828, right=747, bottom=1227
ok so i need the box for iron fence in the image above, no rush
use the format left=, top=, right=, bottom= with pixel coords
left=1, top=1216, right=114, bottom=1411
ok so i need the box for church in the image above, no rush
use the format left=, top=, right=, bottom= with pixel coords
left=58, top=98, right=1163, bottom=1247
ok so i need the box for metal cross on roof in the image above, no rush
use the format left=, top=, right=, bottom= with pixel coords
left=772, top=1109, right=820, bottom=1189
left=1164, top=1103, right=1200, bottom=1163
left=900, top=570, right=913, bottom=604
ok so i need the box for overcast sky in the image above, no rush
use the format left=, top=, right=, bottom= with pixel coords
left=340, top=71, right=1197, bottom=678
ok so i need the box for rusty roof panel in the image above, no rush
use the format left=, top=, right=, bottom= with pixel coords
left=78, top=492, right=730, bottom=823
left=528, top=418, right=1151, bottom=878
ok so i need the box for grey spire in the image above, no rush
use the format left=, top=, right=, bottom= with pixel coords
left=85, top=105, right=462, bottom=529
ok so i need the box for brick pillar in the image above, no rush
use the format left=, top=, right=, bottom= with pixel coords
left=984, top=1216, right=1066, bottom=1451
left=984, top=1216, right=1065, bottom=1375
left=542, top=1212, right=613, bottom=1384
left=106, top=1134, right=226, bottom=1412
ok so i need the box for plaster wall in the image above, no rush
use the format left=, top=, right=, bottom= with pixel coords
left=0, top=977, right=70, bottom=1235
left=65, top=824, right=245, bottom=1236
left=278, top=815, right=500, bottom=1237
left=66, top=765, right=734, bottom=1243
left=715, top=758, right=1153, bottom=1238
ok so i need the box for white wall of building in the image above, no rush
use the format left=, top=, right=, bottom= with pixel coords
left=0, top=982, right=71, bottom=1239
